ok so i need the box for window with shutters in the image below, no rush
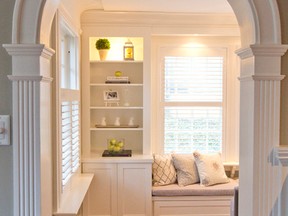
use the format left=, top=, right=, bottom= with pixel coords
left=159, top=47, right=226, bottom=155
left=59, top=19, right=80, bottom=189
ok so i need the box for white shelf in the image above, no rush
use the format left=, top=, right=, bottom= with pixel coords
left=90, top=106, right=143, bottom=110
left=90, top=60, right=143, bottom=64
left=90, top=127, right=143, bottom=131
left=90, top=83, right=143, bottom=87
left=85, top=37, right=145, bottom=155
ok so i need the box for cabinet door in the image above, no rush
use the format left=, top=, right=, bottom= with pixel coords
left=83, top=163, right=118, bottom=216
left=117, top=163, right=152, bottom=216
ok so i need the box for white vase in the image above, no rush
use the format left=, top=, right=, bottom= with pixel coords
left=98, top=49, right=109, bottom=60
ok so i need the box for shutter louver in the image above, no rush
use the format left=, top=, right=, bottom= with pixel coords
left=164, top=57, right=223, bottom=102
left=61, top=100, right=80, bottom=188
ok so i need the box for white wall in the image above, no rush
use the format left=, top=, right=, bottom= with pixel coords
left=0, top=0, right=15, bottom=215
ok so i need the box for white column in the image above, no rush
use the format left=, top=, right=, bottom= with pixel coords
left=237, top=45, right=288, bottom=216
left=3, top=44, right=54, bottom=216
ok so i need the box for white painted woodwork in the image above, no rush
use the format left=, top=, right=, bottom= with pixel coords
left=80, top=11, right=239, bottom=37
left=153, top=196, right=233, bottom=216
left=237, top=45, right=288, bottom=216
left=117, top=163, right=152, bottom=216
left=53, top=173, right=94, bottom=216
left=7, top=1, right=288, bottom=216
left=82, top=163, right=118, bottom=216
left=81, top=19, right=151, bottom=156
left=4, top=44, right=55, bottom=216
left=86, top=59, right=144, bottom=154
left=80, top=10, right=241, bottom=157
left=82, top=156, right=153, bottom=216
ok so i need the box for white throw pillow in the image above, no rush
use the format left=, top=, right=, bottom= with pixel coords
left=172, top=154, right=200, bottom=186
left=193, top=151, right=229, bottom=186
left=152, top=154, right=177, bottom=186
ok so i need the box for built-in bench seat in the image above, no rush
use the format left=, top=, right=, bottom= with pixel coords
left=153, top=178, right=238, bottom=196
left=152, top=179, right=238, bottom=216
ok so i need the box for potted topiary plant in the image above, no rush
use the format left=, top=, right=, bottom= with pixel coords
left=95, top=38, right=110, bottom=60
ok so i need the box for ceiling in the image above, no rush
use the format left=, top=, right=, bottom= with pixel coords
left=80, top=0, right=234, bottom=14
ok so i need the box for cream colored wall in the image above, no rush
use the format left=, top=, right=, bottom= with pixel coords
left=278, top=0, right=288, bottom=146
left=0, top=0, right=15, bottom=215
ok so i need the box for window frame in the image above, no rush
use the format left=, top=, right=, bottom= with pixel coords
left=150, top=35, right=241, bottom=162
left=53, top=8, right=81, bottom=209
left=58, top=18, right=81, bottom=189
left=160, top=49, right=226, bottom=155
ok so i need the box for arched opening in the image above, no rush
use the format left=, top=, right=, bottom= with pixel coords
left=6, top=0, right=287, bottom=215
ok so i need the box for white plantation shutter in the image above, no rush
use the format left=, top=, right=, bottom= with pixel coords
left=164, top=57, right=223, bottom=102
left=71, top=101, right=80, bottom=172
left=61, top=100, right=80, bottom=187
left=162, top=55, right=224, bottom=154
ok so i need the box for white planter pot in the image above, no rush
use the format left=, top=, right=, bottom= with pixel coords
left=98, top=49, right=109, bottom=60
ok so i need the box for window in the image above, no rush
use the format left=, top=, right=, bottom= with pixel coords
left=160, top=47, right=226, bottom=154
left=59, top=20, right=80, bottom=189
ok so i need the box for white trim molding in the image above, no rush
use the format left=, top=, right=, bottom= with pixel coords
left=10, top=76, right=43, bottom=216
left=4, top=44, right=55, bottom=216
left=237, top=43, right=288, bottom=216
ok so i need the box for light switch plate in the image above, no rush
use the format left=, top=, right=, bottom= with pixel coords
left=0, top=115, right=10, bottom=145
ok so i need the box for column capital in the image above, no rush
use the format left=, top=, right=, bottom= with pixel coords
left=238, top=74, right=285, bottom=82
left=3, top=44, right=55, bottom=77
left=3, top=44, right=55, bottom=59
left=7, top=75, right=53, bottom=83
left=236, top=44, right=288, bottom=59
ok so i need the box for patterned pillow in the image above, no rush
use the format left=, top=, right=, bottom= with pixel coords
left=152, top=154, right=177, bottom=186
left=193, top=151, right=229, bottom=186
left=172, top=154, right=200, bottom=186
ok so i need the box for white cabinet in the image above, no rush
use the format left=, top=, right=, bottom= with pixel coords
left=83, top=163, right=118, bottom=216
left=82, top=157, right=152, bottom=216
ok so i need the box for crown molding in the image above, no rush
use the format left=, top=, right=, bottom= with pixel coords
left=81, top=10, right=239, bottom=28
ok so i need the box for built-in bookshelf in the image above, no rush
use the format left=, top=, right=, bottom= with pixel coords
left=83, top=37, right=145, bottom=155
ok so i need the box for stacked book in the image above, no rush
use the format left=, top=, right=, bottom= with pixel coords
left=105, top=76, right=130, bottom=84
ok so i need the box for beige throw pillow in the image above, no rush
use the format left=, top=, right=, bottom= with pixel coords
left=193, top=151, right=229, bottom=186
left=152, top=154, right=177, bottom=186
left=172, top=154, right=200, bottom=186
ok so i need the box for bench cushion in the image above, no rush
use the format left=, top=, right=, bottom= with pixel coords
left=152, top=178, right=238, bottom=196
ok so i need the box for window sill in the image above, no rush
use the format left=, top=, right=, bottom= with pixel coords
left=53, top=173, right=94, bottom=216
